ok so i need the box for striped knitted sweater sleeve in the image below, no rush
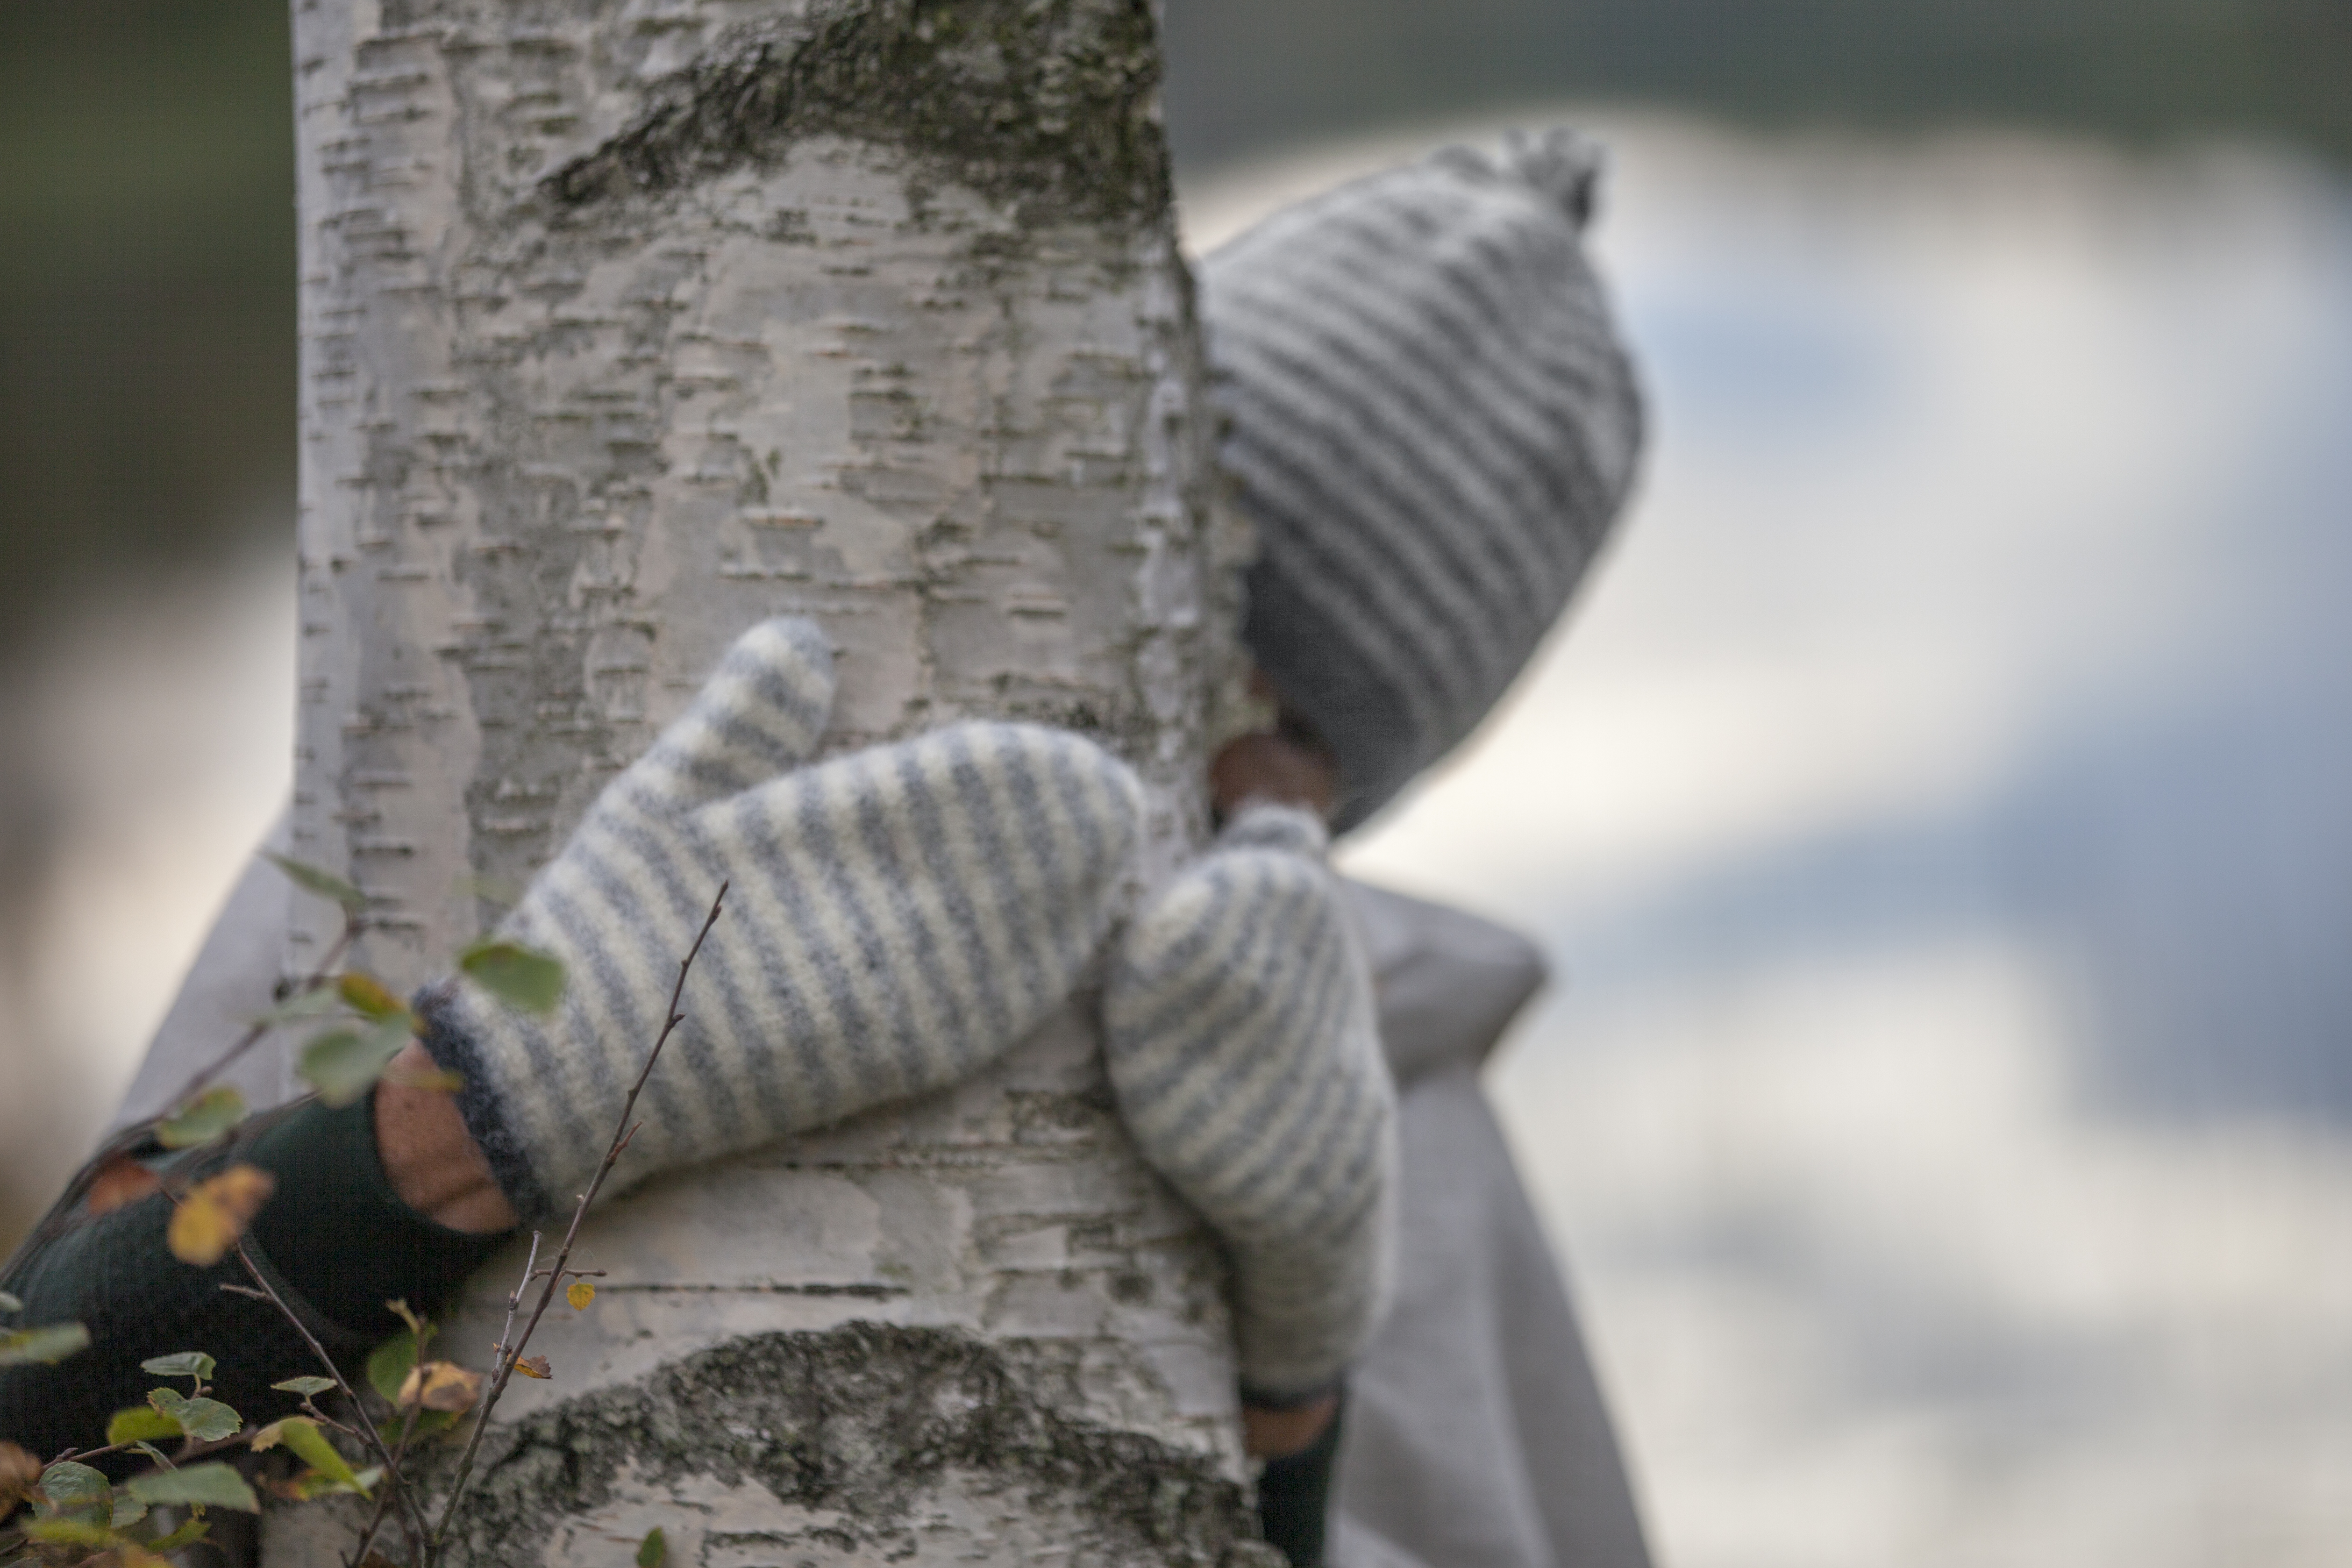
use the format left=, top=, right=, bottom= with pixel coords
left=1102, top=802, right=1398, bottom=1403
left=421, top=617, right=1146, bottom=1222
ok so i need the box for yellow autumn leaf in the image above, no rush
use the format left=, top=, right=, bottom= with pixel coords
left=566, top=1280, right=595, bottom=1311
left=513, top=1354, right=552, bottom=1380
left=167, top=1165, right=276, bottom=1266
left=335, top=971, right=406, bottom=1020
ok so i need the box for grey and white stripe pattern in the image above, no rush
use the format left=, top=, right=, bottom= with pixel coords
left=1201, top=127, right=1646, bottom=830
left=1103, top=802, right=1397, bottom=1402
left=419, top=616, right=1147, bottom=1222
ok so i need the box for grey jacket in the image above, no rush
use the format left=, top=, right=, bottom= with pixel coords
left=1335, top=882, right=1650, bottom=1568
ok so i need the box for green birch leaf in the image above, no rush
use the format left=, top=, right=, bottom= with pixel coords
left=261, top=852, right=365, bottom=912
left=275, top=1418, right=363, bottom=1494
left=179, top=1398, right=244, bottom=1444
left=20, top=1515, right=119, bottom=1546
left=457, top=939, right=565, bottom=1014
left=107, top=1405, right=183, bottom=1446
left=0, top=1322, right=90, bottom=1368
left=148, top=1388, right=242, bottom=1443
left=155, top=1087, right=247, bottom=1149
left=365, top=1329, right=418, bottom=1406
left=36, top=1459, right=109, bottom=1510
left=374, top=1407, right=458, bottom=1449
left=253, top=986, right=343, bottom=1028
left=298, top=1017, right=414, bottom=1107
left=126, top=1462, right=259, bottom=1512
left=139, top=1354, right=217, bottom=1382
left=140, top=1351, right=217, bottom=1384
left=637, top=1525, right=668, bottom=1567
left=108, top=1491, right=147, bottom=1527
left=336, top=972, right=408, bottom=1021
left=271, top=1375, right=337, bottom=1397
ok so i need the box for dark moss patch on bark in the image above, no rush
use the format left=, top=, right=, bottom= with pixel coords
left=543, top=0, right=1171, bottom=235
left=438, top=1322, right=1276, bottom=1565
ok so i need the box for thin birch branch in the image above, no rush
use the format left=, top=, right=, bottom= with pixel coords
left=431, top=881, right=727, bottom=1552
left=231, top=1239, right=432, bottom=1562
left=346, top=1396, right=424, bottom=1567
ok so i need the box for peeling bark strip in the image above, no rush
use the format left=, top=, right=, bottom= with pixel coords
left=543, top=0, right=1172, bottom=235
left=285, top=0, right=1251, bottom=1557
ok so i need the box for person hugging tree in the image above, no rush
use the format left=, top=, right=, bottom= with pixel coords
left=0, top=127, right=1645, bottom=1568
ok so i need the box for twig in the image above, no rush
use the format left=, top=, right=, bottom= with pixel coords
left=43, top=1431, right=249, bottom=1469
left=161, top=911, right=363, bottom=1117
left=346, top=1397, right=423, bottom=1568
left=497, top=1232, right=543, bottom=1374
left=231, top=1240, right=431, bottom=1563
left=431, top=882, right=727, bottom=1552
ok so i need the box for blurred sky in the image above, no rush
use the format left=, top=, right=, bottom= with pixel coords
left=4, top=4, right=2352, bottom=1564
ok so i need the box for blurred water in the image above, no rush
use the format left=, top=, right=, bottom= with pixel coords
left=1184, top=119, right=2352, bottom=1568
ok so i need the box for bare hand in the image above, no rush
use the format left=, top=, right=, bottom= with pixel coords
left=1211, top=730, right=1338, bottom=824
left=376, top=1041, right=518, bottom=1233
left=1243, top=1393, right=1340, bottom=1459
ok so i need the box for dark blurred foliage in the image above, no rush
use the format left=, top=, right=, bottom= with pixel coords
left=0, top=0, right=2345, bottom=650
left=1161, top=0, right=2352, bottom=170
left=0, top=0, right=295, bottom=649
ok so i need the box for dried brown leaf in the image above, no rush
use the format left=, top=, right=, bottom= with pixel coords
left=86, top=1156, right=162, bottom=1216
left=0, top=1439, right=40, bottom=1509
left=395, top=1359, right=483, bottom=1413
left=513, top=1354, right=552, bottom=1380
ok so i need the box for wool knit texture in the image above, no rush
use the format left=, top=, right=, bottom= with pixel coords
left=1201, top=127, right=1646, bottom=829
left=420, top=617, right=1147, bottom=1222
left=1104, top=801, right=1397, bottom=1401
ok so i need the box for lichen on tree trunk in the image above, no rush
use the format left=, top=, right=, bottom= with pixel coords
left=276, top=1325, right=1277, bottom=1566
left=279, top=0, right=1260, bottom=1560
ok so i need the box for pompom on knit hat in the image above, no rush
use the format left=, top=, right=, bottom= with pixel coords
left=1200, top=127, right=1646, bottom=831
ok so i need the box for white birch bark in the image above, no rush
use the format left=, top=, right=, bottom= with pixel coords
left=271, top=0, right=1265, bottom=1560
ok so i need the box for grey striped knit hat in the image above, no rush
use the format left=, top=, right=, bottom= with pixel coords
left=1200, top=128, right=1645, bottom=830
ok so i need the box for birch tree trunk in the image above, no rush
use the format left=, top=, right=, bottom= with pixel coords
left=271, top=0, right=1264, bottom=1561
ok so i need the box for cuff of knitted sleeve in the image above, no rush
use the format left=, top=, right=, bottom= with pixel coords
left=1254, top=1385, right=1345, bottom=1568
left=246, top=1095, right=515, bottom=1340
left=1214, top=801, right=1331, bottom=862
left=413, top=981, right=556, bottom=1226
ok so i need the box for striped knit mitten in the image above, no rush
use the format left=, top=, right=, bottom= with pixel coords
left=1102, top=802, right=1397, bottom=1403
left=420, top=617, right=1147, bottom=1222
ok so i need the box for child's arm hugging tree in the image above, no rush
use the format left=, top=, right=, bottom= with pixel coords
left=0, top=616, right=1394, bottom=1485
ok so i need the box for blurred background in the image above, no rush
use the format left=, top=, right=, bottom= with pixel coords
left=3, top=3, right=2349, bottom=1563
